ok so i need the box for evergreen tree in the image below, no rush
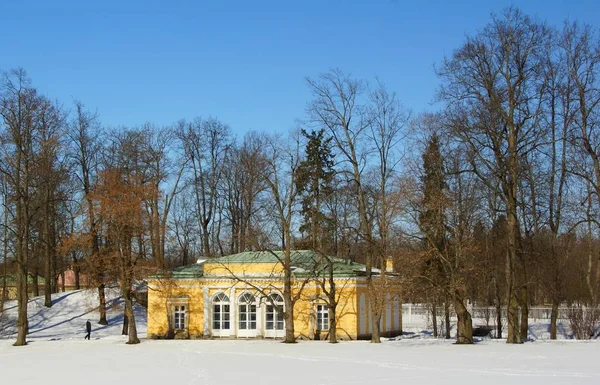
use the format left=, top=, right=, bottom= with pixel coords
left=296, top=129, right=335, bottom=250
left=419, top=134, right=446, bottom=255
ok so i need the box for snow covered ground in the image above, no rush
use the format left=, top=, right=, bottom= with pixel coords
left=1, top=290, right=599, bottom=384
left=0, top=286, right=147, bottom=341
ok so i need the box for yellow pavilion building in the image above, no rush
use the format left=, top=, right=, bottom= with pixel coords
left=147, top=250, right=402, bottom=340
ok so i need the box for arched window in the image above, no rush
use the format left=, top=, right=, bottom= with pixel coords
left=265, top=293, right=284, bottom=331
left=238, top=293, right=257, bottom=330
left=212, top=293, right=230, bottom=330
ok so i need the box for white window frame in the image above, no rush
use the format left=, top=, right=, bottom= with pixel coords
left=212, top=292, right=231, bottom=337
left=316, top=304, right=329, bottom=331
left=264, top=293, right=285, bottom=338
left=173, top=305, right=186, bottom=330
left=237, top=292, right=258, bottom=337
left=168, top=297, right=189, bottom=334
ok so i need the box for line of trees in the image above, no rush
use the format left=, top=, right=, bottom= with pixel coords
left=2, top=6, right=600, bottom=346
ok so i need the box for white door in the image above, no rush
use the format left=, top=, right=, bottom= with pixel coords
left=237, top=293, right=258, bottom=337
left=264, top=293, right=285, bottom=338
left=212, top=293, right=231, bottom=337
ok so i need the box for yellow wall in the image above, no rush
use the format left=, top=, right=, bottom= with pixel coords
left=148, top=279, right=205, bottom=338
left=147, top=265, right=401, bottom=340
left=291, top=279, right=359, bottom=339
left=147, top=276, right=364, bottom=340
left=203, top=262, right=283, bottom=277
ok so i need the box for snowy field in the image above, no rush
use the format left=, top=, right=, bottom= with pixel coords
left=1, top=290, right=600, bottom=385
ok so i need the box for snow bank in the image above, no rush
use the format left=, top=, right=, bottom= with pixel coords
left=0, top=286, right=147, bottom=341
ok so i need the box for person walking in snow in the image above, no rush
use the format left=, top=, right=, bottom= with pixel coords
left=85, top=320, right=92, bottom=340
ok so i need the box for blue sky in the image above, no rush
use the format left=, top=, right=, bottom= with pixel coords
left=2, top=0, right=599, bottom=137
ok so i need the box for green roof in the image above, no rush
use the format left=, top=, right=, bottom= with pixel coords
left=169, top=263, right=205, bottom=279
left=154, top=250, right=367, bottom=279
left=209, top=250, right=365, bottom=276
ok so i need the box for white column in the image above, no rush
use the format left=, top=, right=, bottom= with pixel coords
left=229, top=287, right=236, bottom=337
left=256, top=294, right=263, bottom=337
left=203, top=286, right=210, bottom=337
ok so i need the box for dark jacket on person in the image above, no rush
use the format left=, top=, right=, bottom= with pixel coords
left=86, top=321, right=91, bottom=333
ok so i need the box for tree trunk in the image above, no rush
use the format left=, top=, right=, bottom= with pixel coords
left=43, top=238, right=52, bottom=307
left=454, top=291, right=473, bottom=344
left=431, top=300, right=438, bottom=338
left=122, top=313, right=128, bottom=335
left=74, top=259, right=80, bottom=290
left=124, top=289, right=139, bottom=344
left=283, top=290, right=295, bottom=343
left=444, top=300, right=451, bottom=339
left=1, top=271, right=5, bottom=312
left=371, top=309, right=382, bottom=342
left=282, top=243, right=296, bottom=343
left=43, top=195, right=53, bottom=308
left=1, top=257, right=6, bottom=312
left=1, top=204, right=7, bottom=312
left=14, top=259, right=28, bottom=346
left=506, top=292, right=521, bottom=343
left=328, top=306, right=337, bottom=343
left=283, top=265, right=296, bottom=343
left=60, top=270, right=65, bottom=292
left=32, top=274, right=39, bottom=297
left=98, top=284, right=108, bottom=325
left=327, top=260, right=337, bottom=343
left=519, top=285, right=529, bottom=341
left=550, top=298, right=559, bottom=340
left=182, top=246, right=189, bottom=266
left=14, top=124, right=31, bottom=345
left=495, top=298, right=503, bottom=339
left=202, top=223, right=210, bottom=257
left=506, top=217, right=521, bottom=343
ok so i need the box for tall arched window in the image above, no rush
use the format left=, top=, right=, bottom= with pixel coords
left=265, top=293, right=284, bottom=331
left=238, top=293, right=257, bottom=330
left=212, top=293, right=230, bottom=331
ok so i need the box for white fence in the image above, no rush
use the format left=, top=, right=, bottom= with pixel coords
left=401, top=303, right=575, bottom=332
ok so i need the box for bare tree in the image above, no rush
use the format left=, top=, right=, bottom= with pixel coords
left=34, top=97, right=66, bottom=308
left=0, top=69, right=41, bottom=346
left=562, top=22, right=600, bottom=309
left=92, top=168, right=148, bottom=344
left=437, top=8, right=551, bottom=343
left=222, top=132, right=268, bottom=254
left=67, top=101, right=109, bottom=325
left=306, top=69, right=383, bottom=342
left=538, top=29, right=573, bottom=339
left=178, top=118, right=231, bottom=257
left=170, top=188, right=200, bottom=266
left=368, top=82, right=409, bottom=338
left=138, top=125, right=184, bottom=270
left=261, top=133, right=303, bottom=343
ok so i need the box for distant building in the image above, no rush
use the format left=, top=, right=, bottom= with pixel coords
left=147, top=250, right=402, bottom=340
left=57, top=268, right=92, bottom=291
left=2, top=275, right=46, bottom=300
left=2, top=268, right=92, bottom=300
